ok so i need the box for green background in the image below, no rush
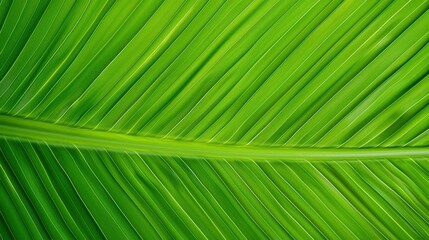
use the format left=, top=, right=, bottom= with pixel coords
left=1, top=0, right=428, bottom=239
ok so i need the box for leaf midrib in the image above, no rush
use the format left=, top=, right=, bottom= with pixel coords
left=1, top=114, right=428, bottom=161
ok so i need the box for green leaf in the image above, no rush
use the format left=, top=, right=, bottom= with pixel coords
left=1, top=0, right=428, bottom=239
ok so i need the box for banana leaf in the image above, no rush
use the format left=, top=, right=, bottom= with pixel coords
left=0, top=0, right=428, bottom=239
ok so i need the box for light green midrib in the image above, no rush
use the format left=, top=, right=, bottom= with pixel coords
left=0, top=114, right=428, bottom=161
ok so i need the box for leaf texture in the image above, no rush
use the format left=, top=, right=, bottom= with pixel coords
left=0, top=0, right=428, bottom=239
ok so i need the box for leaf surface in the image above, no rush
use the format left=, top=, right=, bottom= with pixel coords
left=0, top=0, right=428, bottom=239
